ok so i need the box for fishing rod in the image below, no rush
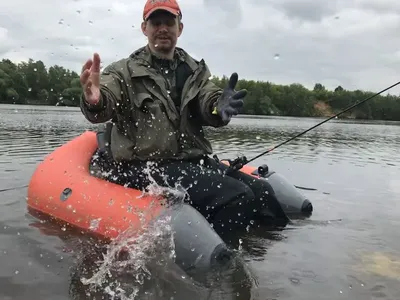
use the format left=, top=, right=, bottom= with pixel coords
left=225, top=80, right=400, bottom=174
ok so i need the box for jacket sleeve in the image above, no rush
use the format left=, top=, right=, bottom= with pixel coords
left=197, top=80, right=225, bottom=127
left=196, top=62, right=225, bottom=127
left=80, top=64, right=123, bottom=124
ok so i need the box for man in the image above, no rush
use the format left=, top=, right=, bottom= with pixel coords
left=79, top=0, right=289, bottom=235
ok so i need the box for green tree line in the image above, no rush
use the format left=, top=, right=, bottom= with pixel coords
left=211, top=76, right=400, bottom=120
left=1, top=58, right=400, bottom=120
left=0, top=58, right=81, bottom=106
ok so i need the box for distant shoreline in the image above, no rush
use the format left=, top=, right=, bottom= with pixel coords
left=2, top=103, right=400, bottom=127
left=2, top=58, right=400, bottom=122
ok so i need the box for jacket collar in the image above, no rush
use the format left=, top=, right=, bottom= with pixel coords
left=128, top=45, right=200, bottom=77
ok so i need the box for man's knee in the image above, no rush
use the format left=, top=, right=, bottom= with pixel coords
left=227, top=181, right=255, bottom=207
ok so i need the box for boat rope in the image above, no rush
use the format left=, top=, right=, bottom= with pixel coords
left=224, top=80, right=400, bottom=174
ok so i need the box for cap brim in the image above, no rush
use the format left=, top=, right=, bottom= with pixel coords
left=144, top=7, right=180, bottom=20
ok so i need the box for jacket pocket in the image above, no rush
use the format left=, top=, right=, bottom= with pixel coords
left=131, top=92, right=179, bottom=158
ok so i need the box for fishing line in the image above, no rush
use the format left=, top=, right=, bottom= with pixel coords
left=226, top=80, right=400, bottom=172
left=0, top=185, right=28, bottom=193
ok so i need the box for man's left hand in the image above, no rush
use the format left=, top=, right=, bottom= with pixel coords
left=212, top=73, right=247, bottom=124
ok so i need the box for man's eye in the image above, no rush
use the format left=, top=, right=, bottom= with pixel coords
left=151, top=19, right=175, bottom=27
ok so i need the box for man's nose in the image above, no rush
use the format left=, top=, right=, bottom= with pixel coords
left=158, top=24, right=168, bottom=32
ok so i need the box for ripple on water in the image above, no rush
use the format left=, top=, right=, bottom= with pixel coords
left=1, top=106, right=400, bottom=299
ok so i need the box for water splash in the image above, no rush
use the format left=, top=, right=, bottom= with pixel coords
left=80, top=212, right=176, bottom=299
left=79, top=161, right=189, bottom=299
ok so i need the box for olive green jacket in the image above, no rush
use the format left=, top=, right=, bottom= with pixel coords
left=80, top=46, right=225, bottom=162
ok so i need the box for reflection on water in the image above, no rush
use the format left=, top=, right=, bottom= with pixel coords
left=1, top=104, right=400, bottom=300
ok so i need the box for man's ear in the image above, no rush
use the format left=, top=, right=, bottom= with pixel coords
left=141, top=21, right=147, bottom=36
left=178, top=22, right=184, bottom=37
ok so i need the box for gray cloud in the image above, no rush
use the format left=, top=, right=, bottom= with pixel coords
left=0, top=0, right=399, bottom=96
left=360, top=0, right=400, bottom=14
left=268, top=0, right=341, bottom=22
left=203, top=0, right=242, bottom=27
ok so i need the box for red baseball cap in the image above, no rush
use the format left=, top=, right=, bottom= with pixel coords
left=143, top=0, right=182, bottom=20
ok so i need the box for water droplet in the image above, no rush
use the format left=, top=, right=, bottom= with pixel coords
left=14, top=270, right=19, bottom=275
left=165, top=69, right=169, bottom=74
left=274, top=53, right=280, bottom=60
left=28, top=87, right=32, bottom=92
left=290, top=278, right=300, bottom=284
left=58, top=19, right=64, bottom=25
left=89, top=20, right=93, bottom=25
left=76, top=10, right=81, bottom=14
left=33, top=68, right=37, bottom=72
left=155, top=44, right=159, bottom=48
left=89, top=218, right=101, bottom=230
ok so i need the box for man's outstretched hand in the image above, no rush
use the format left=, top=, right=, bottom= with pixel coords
left=80, top=53, right=101, bottom=105
left=213, top=73, right=247, bottom=124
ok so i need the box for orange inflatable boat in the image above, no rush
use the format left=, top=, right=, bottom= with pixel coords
left=27, top=131, right=165, bottom=240
left=26, top=130, right=313, bottom=277
left=27, top=130, right=312, bottom=240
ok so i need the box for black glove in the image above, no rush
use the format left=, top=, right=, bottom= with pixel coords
left=212, top=73, right=247, bottom=124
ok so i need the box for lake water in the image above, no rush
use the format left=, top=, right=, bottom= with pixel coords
left=1, top=103, right=400, bottom=300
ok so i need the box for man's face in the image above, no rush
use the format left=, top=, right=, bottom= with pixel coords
left=141, top=10, right=184, bottom=54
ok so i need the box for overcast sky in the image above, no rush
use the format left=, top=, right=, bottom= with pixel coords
left=1, top=0, right=400, bottom=94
